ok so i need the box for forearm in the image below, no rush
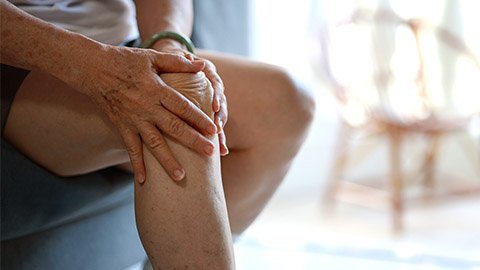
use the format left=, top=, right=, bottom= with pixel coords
left=135, top=0, right=193, bottom=49
left=135, top=0, right=193, bottom=37
left=0, top=1, right=103, bottom=83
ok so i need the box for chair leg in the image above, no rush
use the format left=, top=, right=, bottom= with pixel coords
left=423, top=134, right=440, bottom=200
left=322, top=122, right=352, bottom=211
left=389, top=131, right=404, bottom=233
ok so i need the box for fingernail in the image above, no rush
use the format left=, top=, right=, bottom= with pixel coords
left=206, top=125, right=217, bottom=135
left=173, top=169, right=185, bottom=181
left=222, top=146, right=229, bottom=156
left=193, top=60, right=204, bottom=68
left=214, top=98, right=221, bottom=112
left=204, top=144, right=214, bottom=155
left=137, top=175, right=145, bottom=184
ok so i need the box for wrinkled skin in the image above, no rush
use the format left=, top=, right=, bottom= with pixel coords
left=72, top=45, right=220, bottom=182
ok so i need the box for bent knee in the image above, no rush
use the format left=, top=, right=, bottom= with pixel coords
left=160, top=72, right=214, bottom=118
left=281, top=69, right=316, bottom=128
left=264, top=67, right=316, bottom=135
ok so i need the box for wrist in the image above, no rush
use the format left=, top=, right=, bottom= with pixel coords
left=141, top=31, right=195, bottom=54
left=150, top=39, right=186, bottom=53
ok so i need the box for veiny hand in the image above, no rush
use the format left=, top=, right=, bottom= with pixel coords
left=151, top=41, right=229, bottom=156
left=71, top=45, right=218, bottom=183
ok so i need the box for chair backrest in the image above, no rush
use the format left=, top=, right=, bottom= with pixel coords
left=318, top=9, right=480, bottom=127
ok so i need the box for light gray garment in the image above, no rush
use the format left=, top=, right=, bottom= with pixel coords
left=9, top=0, right=139, bottom=45
left=9, top=0, right=252, bottom=55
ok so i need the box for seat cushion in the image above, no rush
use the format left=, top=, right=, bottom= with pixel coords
left=1, top=139, right=146, bottom=269
left=1, top=201, right=146, bottom=270
left=1, top=138, right=135, bottom=241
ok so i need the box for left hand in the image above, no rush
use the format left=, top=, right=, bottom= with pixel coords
left=151, top=40, right=229, bottom=156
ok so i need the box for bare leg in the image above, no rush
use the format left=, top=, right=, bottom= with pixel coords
left=198, top=51, right=316, bottom=233
left=3, top=51, right=315, bottom=264
left=135, top=73, right=234, bottom=269
left=119, top=51, right=316, bottom=235
left=4, top=71, right=234, bottom=269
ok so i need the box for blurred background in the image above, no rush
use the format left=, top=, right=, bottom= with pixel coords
left=233, top=0, right=480, bottom=269
left=3, top=1, right=478, bottom=270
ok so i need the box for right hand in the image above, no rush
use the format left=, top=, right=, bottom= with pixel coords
left=69, top=45, right=218, bottom=183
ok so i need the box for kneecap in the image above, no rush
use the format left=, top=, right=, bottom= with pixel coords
left=160, top=72, right=214, bottom=118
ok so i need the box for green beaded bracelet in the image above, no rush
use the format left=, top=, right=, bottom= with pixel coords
left=140, top=31, right=196, bottom=53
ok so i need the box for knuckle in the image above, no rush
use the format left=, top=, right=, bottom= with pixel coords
left=206, top=60, right=216, bottom=71
left=177, top=99, right=191, bottom=114
left=145, top=133, right=165, bottom=149
left=125, top=144, right=141, bottom=160
left=191, top=134, right=205, bottom=149
left=162, top=156, right=177, bottom=169
left=221, top=97, right=228, bottom=109
left=210, top=75, right=221, bottom=86
left=220, top=106, right=228, bottom=120
left=213, top=83, right=225, bottom=97
left=172, top=54, right=188, bottom=65
left=167, top=119, right=185, bottom=137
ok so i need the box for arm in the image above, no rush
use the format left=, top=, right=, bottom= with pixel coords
left=136, top=0, right=193, bottom=41
left=0, top=0, right=217, bottom=182
left=0, top=1, right=102, bottom=81
left=135, top=0, right=229, bottom=155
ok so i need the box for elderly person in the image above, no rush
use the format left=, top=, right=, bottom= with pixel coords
left=0, top=0, right=315, bottom=269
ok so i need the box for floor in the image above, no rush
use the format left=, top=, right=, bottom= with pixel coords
left=235, top=191, right=480, bottom=270
left=233, top=88, right=480, bottom=270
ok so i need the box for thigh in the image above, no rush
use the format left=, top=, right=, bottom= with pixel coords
left=3, top=69, right=128, bottom=176
left=197, top=50, right=306, bottom=150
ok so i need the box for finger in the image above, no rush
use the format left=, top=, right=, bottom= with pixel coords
left=158, top=82, right=217, bottom=135
left=120, top=127, right=146, bottom=183
left=202, top=60, right=225, bottom=113
left=208, top=74, right=223, bottom=113
left=214, top=115, right=222, bottom=134
left=218, top=130, right=229, bottom=156
left=214, top=99, right=228, bottom=133
left=217, top=92, right=228, bottom=129
left=153, top=52, right=205, bottom=73
left=213, top=89, right=221, bottom=113
left=139, top=124, right=185, bottom=181
left=154, top=109, right=215, bottom=156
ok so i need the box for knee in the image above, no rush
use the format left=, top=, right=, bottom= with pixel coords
left=160, top=72, right=214, bottom=117
left=283, top=70, right=316, bottom=132
left=264, top=67, right=316, bottom=139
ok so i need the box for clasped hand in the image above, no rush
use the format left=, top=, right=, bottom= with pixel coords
left=74, top=45, right=227, bottom=183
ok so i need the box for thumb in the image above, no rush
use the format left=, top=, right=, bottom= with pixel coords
left=154, top=52, right=205, bottom=73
